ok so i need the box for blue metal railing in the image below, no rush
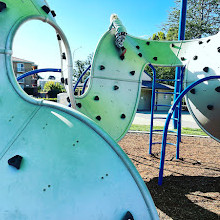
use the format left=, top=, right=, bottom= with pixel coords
left=149, top=64, right=156, bottom=154
left=173, top=0, right=187, bottom=129
left=17, top=68, right=61, bottom=81
left=73, top=65, right=91, bottom=92
left=68, top=65, right=91, bottom=107
left=158, top=75, right=220, bottom=185
left=82, top=76, right=90, bottom=94
left=148, top=64, right=185, bottom=156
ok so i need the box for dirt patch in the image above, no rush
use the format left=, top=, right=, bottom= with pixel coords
left=119, top=133, right=220, bottom=220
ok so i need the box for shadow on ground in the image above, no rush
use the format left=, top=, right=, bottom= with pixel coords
left=146, top=176, right=219, bottom=220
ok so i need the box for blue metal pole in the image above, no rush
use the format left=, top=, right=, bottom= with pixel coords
left=17, top=68, right=61, bottom=81
left=176, top=66, right=185, bottom=159
left=149, top=64, right=156, bottom=155
left=73, top=65, right=91, bottom=92
left=158, top=75, right=220, bottom=185
left=68, top=65, right=91, bottom=107
left=173, top=0, right=187, bottom=129
left=82, top=76, right=90, bottom=94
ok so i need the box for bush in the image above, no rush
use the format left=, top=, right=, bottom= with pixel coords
left=44, top=81, right=64, bottom=98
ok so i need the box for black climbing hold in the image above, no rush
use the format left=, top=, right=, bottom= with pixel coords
left=66, top=97, right=70, bottom=103
left=76, top=103, right=82, bottom=108
left=57, top=34, right=61, bottom=41
left=114, top=85, right=119, bottom=90
left=96, top=116, right=101, bottom=121
left=62, top=53, right=66, bottom=60
left=74, top=91, right=78, bottom=95
left=217, top=47, right=220, bottom=53
left=206, top=39, right=211, bottom=43
left=198, top=41, right=203, bottom=45
left=8, top=155, right=23, bottom=169
left=61, top=77, right=64, bottom=84
left=51, top=10, right=56, bottom=17
left=41, top=5, right=50, bottom=14
left=207, top=105, right=213, bottom=110
left=120, top=55, right=125, bottom=60
left=190, top=88, right=195, bottom=94
left=122, top=211, right=134, bottom=220
left=0, top=2, right=6, bottom=12
left=215, top=86, right=220, bottom=92
left=146, top=42, right=150, bottom=45
left=94, top=96, right=99, bottom=101
left=130, top=71, right=135, bottom=76
left=153, top=57, right=157, bottom=61
left=203, top=67, right=209, bottom=73
left=121, top=114, right=126, bottom=119
left=64, top=78, right=68, bottom=85
left=193, top=55, right=198, bottom=60
left=181, top=57, right=185, bottom=61
left=138, top=53, right=142, bottom=57
left=171, top=43, right=175, bottom=47
left=136, top=45, right=140, bottom=49
left=100, top=65, right=105, bottom=70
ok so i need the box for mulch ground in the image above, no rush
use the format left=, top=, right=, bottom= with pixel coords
left=119, top=132, right=220, bottom=220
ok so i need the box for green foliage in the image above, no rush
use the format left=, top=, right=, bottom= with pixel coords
left=151, top=31, right=166, bottom=40
left=44, top=81, right=64, bottom=98
left=145, top=32, right=175, bottom=85
left=147, top=0, right=220, bottom=83
left=37, top=98, right=57, bottom=102
left=130, top=124, right=207, bottom=136
left=162, top=0, right=220, bottom=40
left=145, top=65, right=175, bottom=86
left=74, top=53, right=93, bottom=83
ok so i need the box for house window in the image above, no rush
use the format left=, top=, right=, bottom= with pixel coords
left=17, top=73, right=24, bottom=83
left=17, top=63, right=25, bottom=72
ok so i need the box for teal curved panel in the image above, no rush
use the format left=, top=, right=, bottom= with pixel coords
left=0, top=102, right=158, bottom=219
left=0, top=1, right=158, bottom=219
left=181, top=33, right=220, bottom=142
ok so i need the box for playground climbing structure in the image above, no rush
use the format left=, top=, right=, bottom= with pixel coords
left=0, top=0, right=158, bottom=219
left=71, top=16, right=220, bottom=143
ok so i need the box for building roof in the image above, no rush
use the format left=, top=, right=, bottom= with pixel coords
left=142, top=80, right=174, bottom=90
left=12, top=57, right=35, bottom=64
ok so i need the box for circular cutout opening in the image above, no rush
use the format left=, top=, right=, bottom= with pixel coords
left=12, top=20, right=72, bottom=104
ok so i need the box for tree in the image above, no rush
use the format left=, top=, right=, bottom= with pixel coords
left=151, top=31, right=166, bottom=40
left=74, top=53, right=93, bottom=82
left=162, top=0, right=220, bottom=40
left=145, top=32, right=175, bottom=85
left=44, top=81, right=64, bottom=98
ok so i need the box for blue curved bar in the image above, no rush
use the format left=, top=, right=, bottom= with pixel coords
left=73, top=65, right=91, bottom=92
left=148, top=64, right=156, bottom=155
left=158, top=75, right=220, bottom=185
left=82, top=76, right=90, bottom=94
left=17, top=68, right=61, bottom=81
left=68, top=65, right=91, bottom=107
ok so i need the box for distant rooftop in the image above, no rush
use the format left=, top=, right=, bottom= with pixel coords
left=142, top=80, right=174, bottom=90
left=12, top=57, right=36, bottom=64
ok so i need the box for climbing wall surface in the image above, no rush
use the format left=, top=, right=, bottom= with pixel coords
left=75, top=30, right=183, bottom=142
left=0, top=1, right=158, bottom=219
left=76, top=24, right=219, bottom=142
left=177, top=34, right=220, bottom=141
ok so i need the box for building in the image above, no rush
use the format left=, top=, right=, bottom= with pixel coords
left=138, top=72, right=174, bottom=111
left=12, top=57, right=38, bottom=96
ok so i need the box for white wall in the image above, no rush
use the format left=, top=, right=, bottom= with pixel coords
left=155, top=90, right=172, bottom=111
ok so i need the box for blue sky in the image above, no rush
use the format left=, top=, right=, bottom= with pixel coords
left=13, top=0, right=176, bottom=78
